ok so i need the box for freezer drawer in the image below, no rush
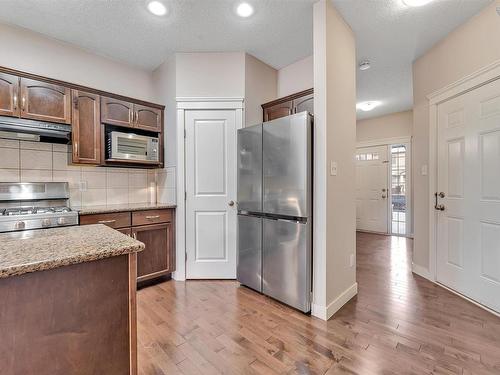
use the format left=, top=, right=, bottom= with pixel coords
left=237, top=124, right=262, bottom=213
left=263, top=111, right=312, bottom=218
left=237, top=214, right=262, bottom=292
left=262, top=217, right=311, bottom=312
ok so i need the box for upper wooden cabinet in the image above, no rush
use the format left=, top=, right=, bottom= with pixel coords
left=72, top=90, right=101, bottom=165
left=134, top=104, right=161, bottom=132
left=100, top=97, right=134, bottom=128
left=20, top=78, right=71, bottom=124
left=101, top=97, right=162, bottom=132
left=0, top=73, right=20, bottom=118
left=262, top=88, right=314, bottom=122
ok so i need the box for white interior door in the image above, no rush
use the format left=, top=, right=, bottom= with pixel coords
left=436, top=78, right=500, bottom=313
left=355, top=145, right=388, bottom=233
left=185, top=109, right=239, bottom=279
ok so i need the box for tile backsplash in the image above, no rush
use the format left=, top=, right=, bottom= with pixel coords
left=0, top=139, right=165, bottom=207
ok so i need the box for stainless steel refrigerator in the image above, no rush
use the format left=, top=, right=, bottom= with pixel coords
left=237, top=111, right=312, bottom=313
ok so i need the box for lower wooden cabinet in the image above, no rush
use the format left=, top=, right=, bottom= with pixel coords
left=79, top=208, right=175, bottom=283
left=133, top=222, right=174, bottom=282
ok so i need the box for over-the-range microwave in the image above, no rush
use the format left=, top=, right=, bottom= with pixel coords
left=107, top=131, right=159, bottom=162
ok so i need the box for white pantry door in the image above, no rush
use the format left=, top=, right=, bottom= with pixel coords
left=185, top=109, right=238, bottom=279
left=355, top=145, right=388, bottom=233
left=436, top=78, right=500, bottom=313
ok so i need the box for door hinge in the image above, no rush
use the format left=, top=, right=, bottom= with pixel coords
left=184, top=129, right=186, bottom=138
left=184, top=191, right=187, bottom=201
left=185, top=252, right=187, bottom=261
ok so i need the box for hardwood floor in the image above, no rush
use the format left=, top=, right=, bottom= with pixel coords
left=137, top=232, right=500, bottom=374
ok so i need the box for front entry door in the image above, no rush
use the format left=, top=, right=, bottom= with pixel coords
left=436, top=78, right=500, bottom=313
left=185, top=109, right=238, bottom=279
left=355, top=145, right=388, bottom=233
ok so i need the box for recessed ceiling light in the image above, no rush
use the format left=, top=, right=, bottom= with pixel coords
left=236, top=2, right=254, bottom=18
left=359, top=61, right=371, bottom=71
left=402, top=0, right=434, bottom=7
left=147, top=1, right=167, bottom=16
left=356, top=101, right=381, bottom=112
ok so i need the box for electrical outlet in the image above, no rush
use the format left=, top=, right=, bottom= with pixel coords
left=78, top=180, right=87, bottom=192
left=330, top=161, right=338, bottom=176
left=350, top=254, right=355, bottom=267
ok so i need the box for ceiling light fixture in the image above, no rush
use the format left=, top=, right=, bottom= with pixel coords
left=359, top=61, right=371, bottom=71
left=236, top=2, right=254, bottom=18
left=356, top=101, right=381, bottom=112
left=402, top=0, right=434, bottom=7
left=147, top=0, right=167, bottom=16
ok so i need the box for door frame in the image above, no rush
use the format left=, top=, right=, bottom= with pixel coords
left=174, top=97, right=244, bottom=281
left=426, top=60, right=500, bottom=285
left=356, top=136, right=412, bottom=237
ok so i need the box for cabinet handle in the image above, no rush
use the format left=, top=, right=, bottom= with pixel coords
left=145, top=215, right=160, bottom=220
left=74, top=142, right=78, bottom=156
left=132, top=232, right=137, bottom=240
left=129, top=109, right=132, bottom=124
left=21, top=96, right=26, bottom=111
left=13, top=94, right=17, bottom=110
left=98, top=219, right=116, bottom=224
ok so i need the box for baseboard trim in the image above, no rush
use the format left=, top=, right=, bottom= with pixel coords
left=412, top=263, right=433, bottom=281
left=171, top=271, right=185, bottom=281
left=311, top=283, right=358, bottom=321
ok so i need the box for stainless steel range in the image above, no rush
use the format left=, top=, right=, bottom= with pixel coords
left=0, top=182, right=78, bottom=232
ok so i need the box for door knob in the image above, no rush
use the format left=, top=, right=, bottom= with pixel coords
left=382, top=194, right=387, bottom=199
left=228, top=200, right=235, bottom=207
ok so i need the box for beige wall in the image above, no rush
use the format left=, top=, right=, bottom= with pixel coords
left=356, top=110, right=412, bottom=142
left=0, top=23, right=155, bottom=102
left=175, top=52, right=245, bottom=98
left=412, top=1, right=500, bottom=270
left=278, top=55, right=313, bottom=97
left=244, top=54, right=278, bottom=126
left=313, top=0, right=357, bottom=320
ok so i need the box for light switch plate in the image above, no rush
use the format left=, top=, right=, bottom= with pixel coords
left=330, top=161, right=338, bottom=176
left=421, top=164, right=428, bottom=176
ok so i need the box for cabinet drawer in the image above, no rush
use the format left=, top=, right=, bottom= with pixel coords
left=132, top=209, right=172, bottom=226
left=80, top=212, right=131, bottom=229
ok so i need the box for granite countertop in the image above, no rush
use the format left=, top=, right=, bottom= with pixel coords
left=73, top=202, right=177, bottom=215
left=0, top=224, right=144, bottom=279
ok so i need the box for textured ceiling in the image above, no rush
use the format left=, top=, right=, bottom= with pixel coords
left=332, top=0, right=495, bottom=119
left=0, top=0, right=493, bottom=119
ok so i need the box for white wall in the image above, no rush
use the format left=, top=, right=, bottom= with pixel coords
left=356, top=110, right=412, bottom=142
left=412, top=1, right=500, bottom=272
left=0, top=23, right=155, bottom=102
left=313, top=0, right=357, bottom=320
left=245, top=54, right=278, bottom=126
left=278, top=55, right=313, bottom=97
left=175, top=52, right=245, bottom=98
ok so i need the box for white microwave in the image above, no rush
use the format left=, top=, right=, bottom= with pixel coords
left=108, top=131, right=159, bottom=162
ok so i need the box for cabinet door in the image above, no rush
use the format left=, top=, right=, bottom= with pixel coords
left=134, top=104, right=161, bottom=132
left=101, top=97, right=133, bottom=128
left=0, top=73, right=20, bottom=118
left=20, top=78, right=71, bottom=124
left=293, top=93, right=313, bottom=116
left=72, top=90, right=101, bottom=165
left=133, top=222, right=174, bottom=281
left=263, top=100, right=293, bottom=122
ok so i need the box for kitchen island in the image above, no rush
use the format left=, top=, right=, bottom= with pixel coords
left=0, top=224, right=144, bottom=375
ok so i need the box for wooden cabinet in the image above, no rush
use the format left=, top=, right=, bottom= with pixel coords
left=262, top=88, right=314, bottom=122
left=133, top=222, right=174, bottom=281
left=101, top=97, right=134, bottom=128
left=0, top=73, right=20, bottom=117
left=134, top=104, right=162, bottom=132
left=72, top=90, right=101, bottom=165
left=20, top=78, right=71, bottom=124
left=101, top=97, right=162, bottom=132
left=79, top=208, right=175, bottom=283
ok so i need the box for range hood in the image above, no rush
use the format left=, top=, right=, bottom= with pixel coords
left=0, top=116, right=71, bottom=144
